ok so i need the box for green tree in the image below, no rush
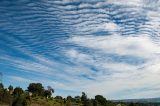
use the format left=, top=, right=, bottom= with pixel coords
left=74, top=96, right=81, bottom=103
left=13, top=87, right=24, bottom=96
left=81, top=92, right=89, bottom=106
left=63, top=98, right=66, bottom=104
left=67, top=96, right=72, bottom=101
left=0, top=83, right=4, bottom=90
left=55, top=96, right=63, bottom=100
left=44, top=90, right=52, bottom=98
left=8, top=85, right=13, bottom=94
left=0, top=83, right=4, bottom=102
left=0, top=88, right=12, bottom=105
left=12, top=95, right=27, bottom=106
left=8, top=85, right=13, bottom=91
left=128, top=103, right=139, bottom=106
left=95, top=95, right=107, bottom=105
left=47, top=86, right=54, bottom=93
left=66, top=100, right=71, bottom=106
left=27, top=83, right=44, bottom=96
left=93, top=99, right=98, bottom=106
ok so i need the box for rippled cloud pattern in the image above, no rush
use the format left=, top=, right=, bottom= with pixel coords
left=0, top=0, right=160, bottom=99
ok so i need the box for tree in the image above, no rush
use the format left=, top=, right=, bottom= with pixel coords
left=66, top=96, right=73, bottom=106
left=81, top=92, right=88, bottom=106
left=95, top=95, right=106, bottom=104
left=8, top=85, right=13, bottom=94
left=0, top=88, right=12, bottom=104
left=44, top=90, right=52, bottom=98
left=0, top=83, right=4, bottom=90
left=8, top=85, right=13, bottom=91
left=63, top=98, right=66, bottom=104
left=67, top=96, right=72, bottom=101
left=55, top=96, right=63, bottom=100
left=128, top=103, right=139, bottom=106
left=93, top=99, right=98, bottom=106
left=13, top=87, right=24, bottom=96
left=66, top=96, right=72, bottom=106
left=12, top=95, right=27, bottom=106
left=74, top=96, right=81, bottom=103
left=27, top=83, right=44, bottom=96
left=47, top=86, right=54, bottom=93
left=95, top=95, right=107, bottom=106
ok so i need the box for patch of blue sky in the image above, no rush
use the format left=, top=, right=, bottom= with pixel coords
left=79, top=74, right=95, bottom=81
left=92, top=31, right=113, bottom=36
left=105, top=53, right=146, bottom=65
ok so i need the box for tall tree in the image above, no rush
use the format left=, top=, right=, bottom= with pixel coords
left=81, top=92, right=88, bottom=106
left=27, top=83, right=44, bottom=96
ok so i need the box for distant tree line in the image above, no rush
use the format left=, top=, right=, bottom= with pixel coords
left=0, top=83, right=159, bottom=106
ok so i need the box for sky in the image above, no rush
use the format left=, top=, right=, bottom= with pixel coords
left=0, top=0, right=160, bottom=100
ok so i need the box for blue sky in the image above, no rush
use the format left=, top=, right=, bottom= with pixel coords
left=0, top=0, right=160, bottom=99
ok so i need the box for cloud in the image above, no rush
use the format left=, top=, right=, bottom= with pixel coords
left=8, top=76, right=35, bottom=83
left=66, top=34, right=160, bottom=99
left=68, top=35, right=160, bottom=59
left=65, top=49, right=94, bottom=64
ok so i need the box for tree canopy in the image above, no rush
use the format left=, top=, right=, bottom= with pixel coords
left=27, top=83, right=44, bottom=96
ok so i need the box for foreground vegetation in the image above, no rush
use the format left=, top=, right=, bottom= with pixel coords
left=0, top=83, right=160, bottom=106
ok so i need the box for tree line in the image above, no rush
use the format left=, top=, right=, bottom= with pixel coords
left=0, top=83, right=159, bottom=106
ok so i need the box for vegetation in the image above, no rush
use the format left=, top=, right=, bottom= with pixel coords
left=0, top=83, right=159, bottom=106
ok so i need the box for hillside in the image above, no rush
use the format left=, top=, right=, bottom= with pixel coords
left=1, top=82, right=160, bottom=106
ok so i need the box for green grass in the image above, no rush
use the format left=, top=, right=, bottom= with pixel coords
left=30, top=97, right=64, bottom=106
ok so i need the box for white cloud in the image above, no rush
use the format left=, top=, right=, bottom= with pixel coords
left=66, top=49, right=93, bottom=64
left=101, top=62, right=139, bottom=72
left=95, top=22, right=119, bottom=32
left=107, top=0, right=143, bottom=7
left=68, top=35, right=160, bottom=59
left=65, top=34, right=160, bottom=99
left=8, top=76, right=35, bottom=83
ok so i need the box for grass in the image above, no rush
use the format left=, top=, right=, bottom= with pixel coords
left=30, top=97, right=63, bottom=106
